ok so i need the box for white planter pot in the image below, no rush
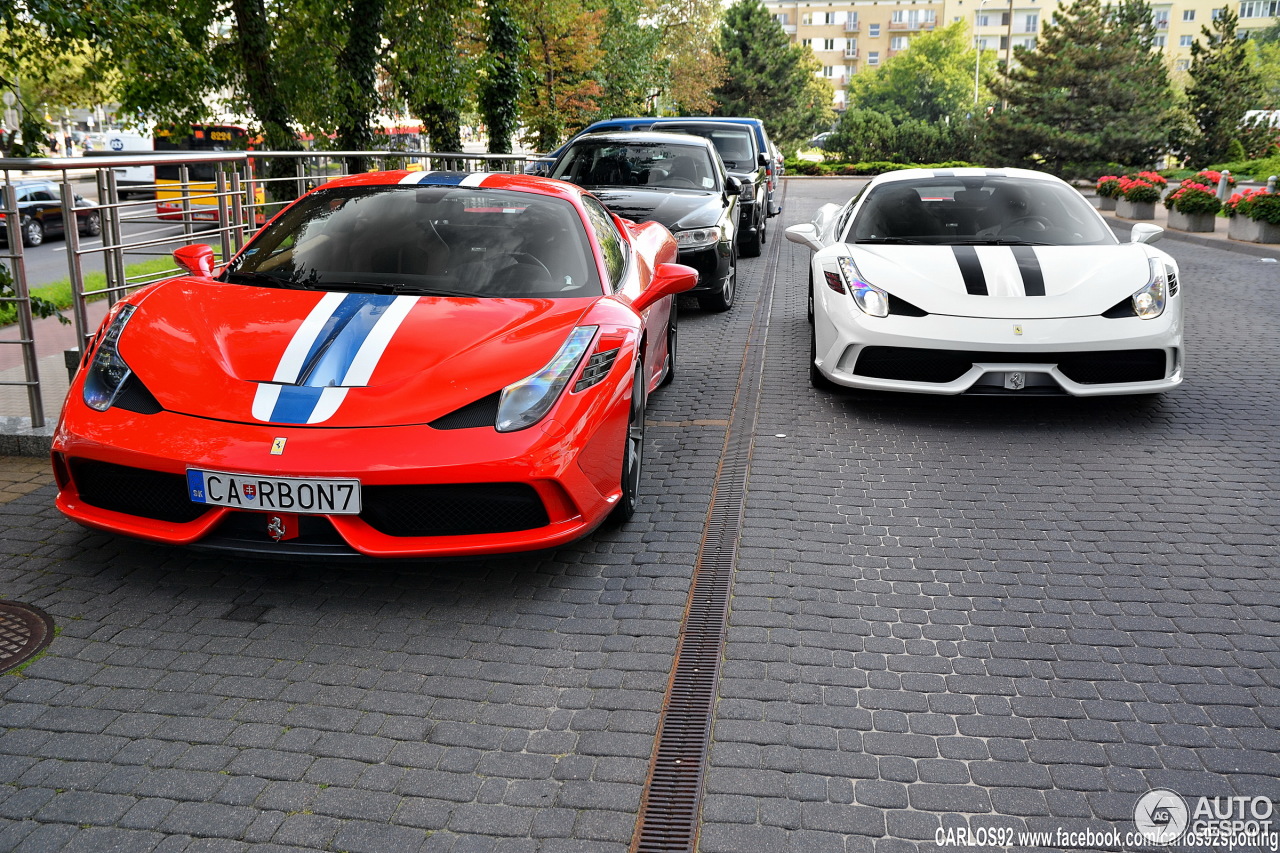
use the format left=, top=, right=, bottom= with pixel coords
left=1093, top=197, right=1117, bottom=211
left=1116, top=198, right=1155, bottom=220
left=1166, top=209, right=1217, bottom=233
left=1227, top=215, right=1280, bottom=243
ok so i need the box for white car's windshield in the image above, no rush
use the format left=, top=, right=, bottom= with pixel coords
left=223, top=186, right=602, bottom=298
left=848, top=177, right=1118, bottom=247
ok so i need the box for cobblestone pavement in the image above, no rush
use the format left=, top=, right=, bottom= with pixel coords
left=2, top=178, right=1278, bottom=852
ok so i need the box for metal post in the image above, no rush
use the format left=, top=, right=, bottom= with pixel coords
left=103, top=168, right=125, bottom=306
left=215, top=168, right=232, bottom=264
left=1217, top=170, right=1232, bottom=201
left=58, top=175, right=91, bottom=350
left=1, top=181, right=44, bottom=427
left=230, top=171, right=246, bottom=252
left=179, top=164, right=195, bottom=238
left=1268, top=176, right=1277, bottom=194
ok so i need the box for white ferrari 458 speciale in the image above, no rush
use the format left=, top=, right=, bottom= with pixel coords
left=786, top=168, right=1183, bottom=396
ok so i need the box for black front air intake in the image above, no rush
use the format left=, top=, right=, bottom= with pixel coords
left=854, top=347, right=1168, bottom=385
left=70, top=459, right=209, bottom=523
left=360, top=483, right=550, bottom=537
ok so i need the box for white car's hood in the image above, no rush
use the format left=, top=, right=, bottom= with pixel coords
left=840, top=243, right=1163, bottom=320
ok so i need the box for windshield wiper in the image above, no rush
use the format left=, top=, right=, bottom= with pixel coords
left=950, top=238, right=1052, bottom=246
left=324, top=281, right=478, bottom=297
left=221, top=270, right=314, bottom=289
left=853, top=237, right=930, bottom=244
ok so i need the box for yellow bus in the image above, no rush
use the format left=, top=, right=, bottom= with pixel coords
left=155, top=124, right=265, bottom=223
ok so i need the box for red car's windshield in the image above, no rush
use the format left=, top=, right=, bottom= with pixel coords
left=224, top=185, right=603, bottom=298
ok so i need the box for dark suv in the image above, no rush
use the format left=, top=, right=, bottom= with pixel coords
left=651, top=120, right=768, bottom=257
left=1, top=179, right=101, bottom=248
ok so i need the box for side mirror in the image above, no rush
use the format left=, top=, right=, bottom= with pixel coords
left=725, top=176, right=742, bottom=196
left=785, top=223, right=824, bottom=252
left=758, top=153, right=768, bottom=167
left=1130, top=223, right=1163, bottom=244
left=633, top=262, right=698, bottom=314
left=174, top=243, right=216, bottom=277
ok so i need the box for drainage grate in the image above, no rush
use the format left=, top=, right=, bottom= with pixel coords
left=0, top=600, right=55, bottom=675
left=631, top=186, right=786, bottom=853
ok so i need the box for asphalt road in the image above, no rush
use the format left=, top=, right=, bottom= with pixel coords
left=1, top=177, right=1278, bottom=853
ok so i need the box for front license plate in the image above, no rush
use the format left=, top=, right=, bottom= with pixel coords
left=186, top=469, right=362, bottom=514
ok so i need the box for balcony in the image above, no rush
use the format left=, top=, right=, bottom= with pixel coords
left=845, top=20, right=860, bottom=31
left=783, top=23, right=797, bottom=34
left=844, top=48, right=859, bottom=59
left=888, top=20, right=938, bottom=31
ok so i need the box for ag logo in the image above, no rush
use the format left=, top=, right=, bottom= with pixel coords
left=1134, top=789, right=1188, bottom=844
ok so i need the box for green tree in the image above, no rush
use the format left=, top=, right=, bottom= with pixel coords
left=597, top=0, right=663, bottom=117
left=479, top=0, right=525, bottom=154
left=714, top=0, right=832, bottom=152
left=846, top=21, right=983, bottom=123
left=386, top=0, right=481, bottom=154
left=517, top=0, right=605, bottom=151
left=651, top=0, right=725, bottom=114
left=1183, top=7, right=1266, bottom=165
left=983, top=0, right=1177, bottom=175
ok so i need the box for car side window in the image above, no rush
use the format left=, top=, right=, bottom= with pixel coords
left=29, top=190, right=56, bottom=202
left=582, top=196, right=628, bottom=291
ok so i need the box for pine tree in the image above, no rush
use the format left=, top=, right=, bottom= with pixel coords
left=984, top=0, right=1177, bottom=175
left=1183, top=7, right=1265, bottom=165
left=713, top=0, right=832, bottom=152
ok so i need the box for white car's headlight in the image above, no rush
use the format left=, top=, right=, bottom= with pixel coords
left=1132, top=258, right=1168, bottom=320
left=496, top=326, right=597, bottom=432
left=674, top=227, right=722, bottom=250
left=837, top=256, right=889, bottom=318
left=83, top=305, right=137, bottom=411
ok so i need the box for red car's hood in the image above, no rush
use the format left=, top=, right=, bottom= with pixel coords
left=121, top=280, right=596, bottom=427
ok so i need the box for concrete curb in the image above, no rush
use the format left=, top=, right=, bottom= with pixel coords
left=0, top=418, right=54, bottom=457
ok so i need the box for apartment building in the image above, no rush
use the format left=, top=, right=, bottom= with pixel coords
left=764, top=0, right=1279, bottom=107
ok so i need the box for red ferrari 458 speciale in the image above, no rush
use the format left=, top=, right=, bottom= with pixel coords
left=52, top=171, right=697, bottom=558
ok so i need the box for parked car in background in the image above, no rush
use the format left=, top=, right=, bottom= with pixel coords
left=645, top=120, right=768, bottom=258
left=52, top=170, right=697, bottom=558
left=525, top=117, right=657, bottom=176
left=786, top=168, right=1184, bottom=396
left=551, top=131, right=741, bottom=312
left=0, top=178, right=101, bottom=247
left=654, top=117, right=782, bottom=217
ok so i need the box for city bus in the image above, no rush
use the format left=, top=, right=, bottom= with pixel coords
left=155, top=123, right=265, bottom=223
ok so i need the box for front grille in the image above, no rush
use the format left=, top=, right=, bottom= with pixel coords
left=360, top=483, right=549, bottom=537
left=71, top=459, right=209, bottom=523
left=854, top=347, right=1168, bottom=385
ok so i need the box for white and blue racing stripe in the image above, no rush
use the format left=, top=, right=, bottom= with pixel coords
left=252, top=293, right=418, bottom=424
left=400, top=172, right=490, bottom=187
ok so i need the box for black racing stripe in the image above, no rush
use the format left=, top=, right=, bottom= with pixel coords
left=953, top=246, right=987, bottom=295
left=1011, top=246, right=1045, bottom=296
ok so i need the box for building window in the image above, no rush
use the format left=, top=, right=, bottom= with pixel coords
left=823, top=66, right=835, bottom=77
left=1023, top=13, right=1039, bottom=31
left=869, top=23, right=880, bottom=37
left=822, top=12, right=838, bottom=25
left=802, top=13, right=812, bottom=25
left=1213, top=7, right=1224, bottom=18
left=824, top=38, right=836, bottom=50
left=802, top=38, right=812, bottom=47
left=890, top=36, right=909, bottom=50
left=1240, top=0, right=1280, bottom=16
left=1153, top=34, right=1167, bottom=46
left=774, top=13, right=789, bottom=25
left=1180, top=34, right=1194, bottom=46
left=1019, top=36, right=1037, bottom=48
left=1176, top=59, right=1190, bottom=70
left=1183, top=9, right=1195, bottom=19
left=1153, top=10, right=1170, bottom=27
left=868, top=51, right=880, bottom=65
left=976, top=13, right=991, bottom=26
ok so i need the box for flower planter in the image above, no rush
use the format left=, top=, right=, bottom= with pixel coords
left=1166, top=209, right=1216, bottom=233
left=1093, top=197, right=1117, bottom=211
left=1227, top=215, right=1280, bottom=243
left=1116, top=198, right=1155, bottom=220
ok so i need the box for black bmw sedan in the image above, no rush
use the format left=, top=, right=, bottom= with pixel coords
left=550, top=131, right=741, bottom=312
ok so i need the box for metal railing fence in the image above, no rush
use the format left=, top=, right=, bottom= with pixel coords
left=0, top=149, right=533, bottom=427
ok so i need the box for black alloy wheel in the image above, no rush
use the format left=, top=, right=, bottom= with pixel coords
left=698, top=251, right=736, bottom=312
left=22, top=217, right=44, bottom=248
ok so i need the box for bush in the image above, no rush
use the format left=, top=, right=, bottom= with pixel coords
left=1193, top=170, right=1234, bottom=190
left=1223, top=188, right=1280, bottom=224
left=1164, top=182, right=1221, bottom=215
left=1096, top=175, right=1122, bottom=198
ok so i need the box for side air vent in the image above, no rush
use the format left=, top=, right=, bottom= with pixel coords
left=429, top=393, right=500, bottom=430
left=574, top=348, right=619, bottom=392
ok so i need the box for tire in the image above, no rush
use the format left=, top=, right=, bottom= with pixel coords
left=810, top=321, right=837, bottom=391
left=739, top=206, right=762, bottom=258
left=80, top=212, right=102, bottom=237
left=659, top=301, right=677, bottom=387
left=21, top=217, right=44, bottom=248
left=697, top=251, right=736, bottom=312
left=807, top=269, right=815, bottom=325
left=609, top=363, right=646, bottom=525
